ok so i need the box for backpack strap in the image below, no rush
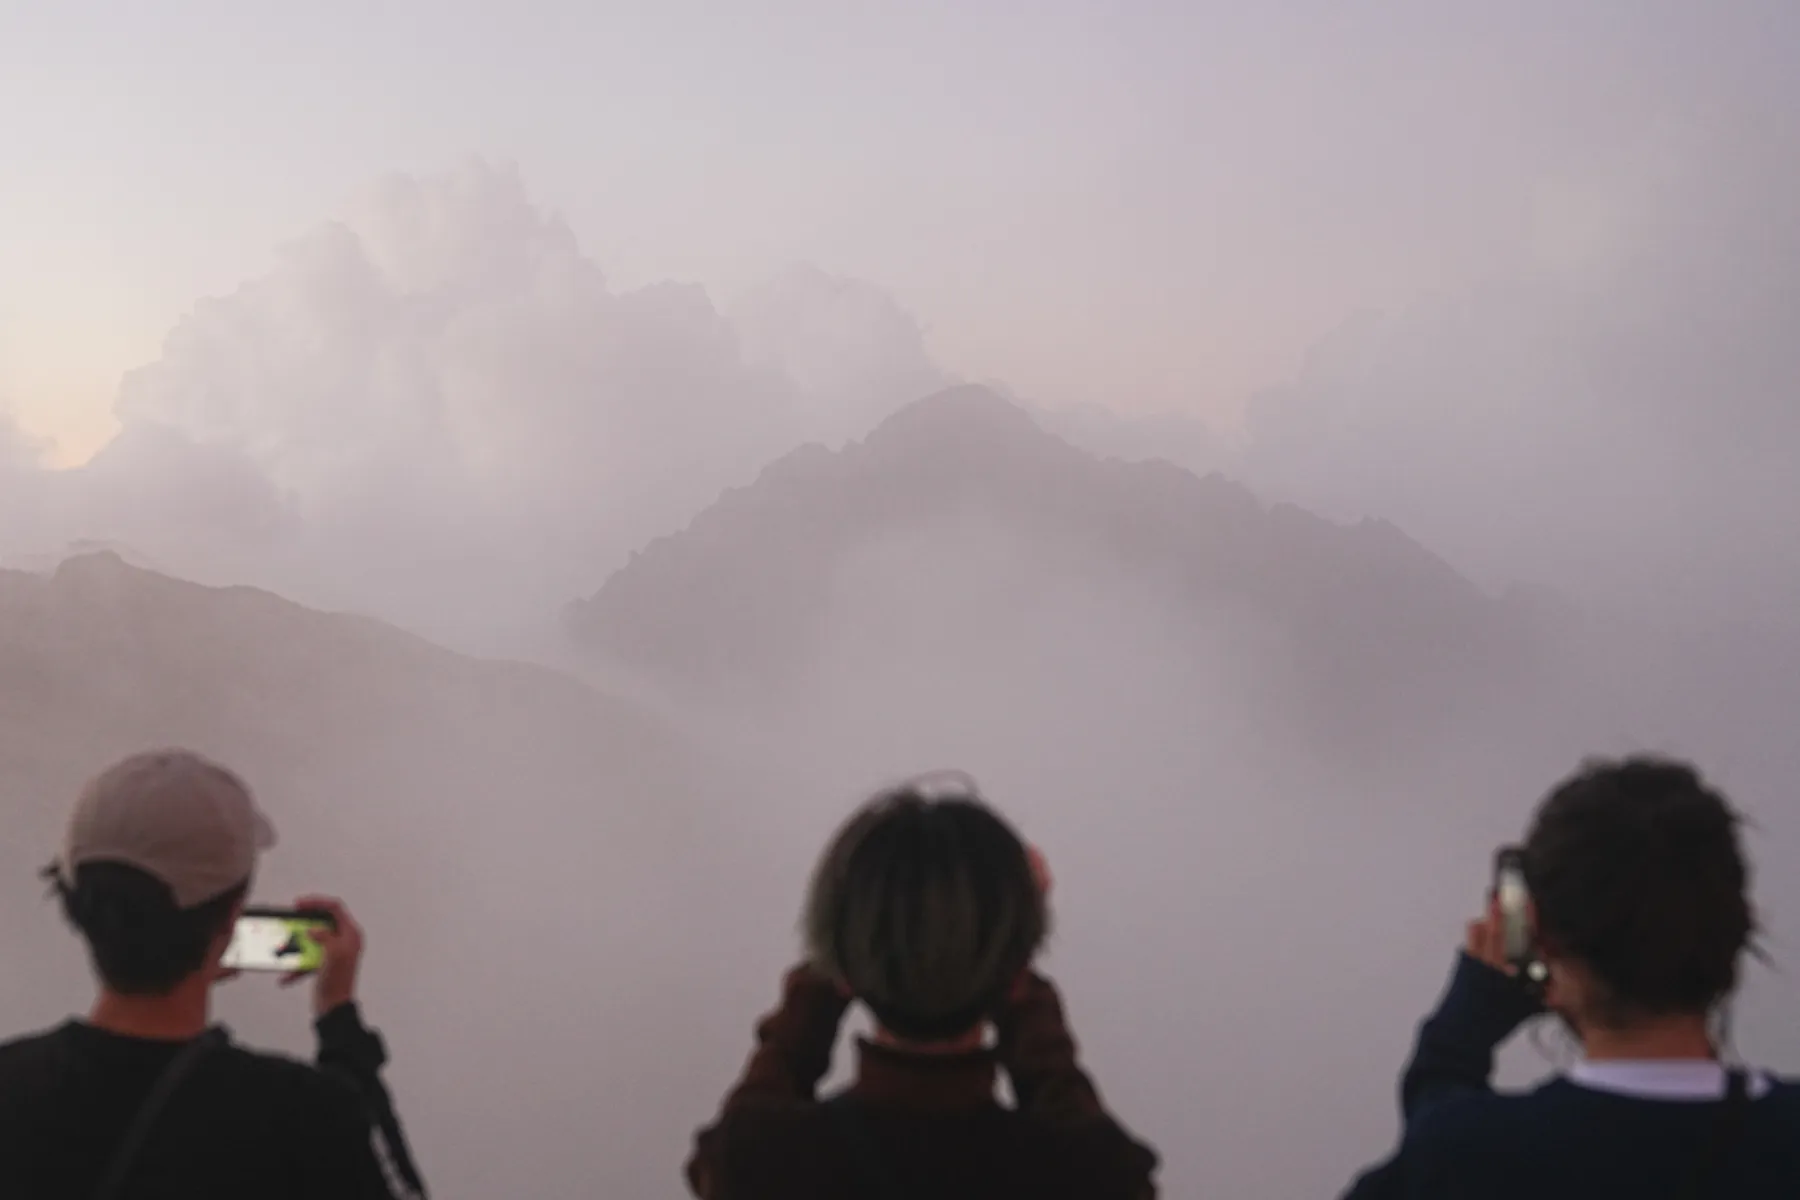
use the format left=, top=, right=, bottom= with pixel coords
left=1678, top=1068, right=1751, bottom=1200
left=92, top=1027, right=229, bottom=1200
left=822, top=1095, right=914, bottom=1200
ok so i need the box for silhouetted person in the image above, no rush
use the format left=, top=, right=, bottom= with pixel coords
left=1344, top=756, right=1800, bottom=1198
left=686, top=771, right=1158, bottom=1199
left=0, top=749, right=427, bottom=1199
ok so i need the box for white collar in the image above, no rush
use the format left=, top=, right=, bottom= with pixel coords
left=1568, top=1059, right=1772, bottom=1100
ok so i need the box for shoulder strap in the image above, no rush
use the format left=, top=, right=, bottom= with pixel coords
left=92, top=1027, right=229, bottom=1200
left=823, top=1095, right=914, bottom=1200
left=1678, top=1068, right=1751, bottom=1200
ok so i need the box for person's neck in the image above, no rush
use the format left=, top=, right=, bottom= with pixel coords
left=874, top=1025, right=988, bottom=1056
left=89, top=981, right=211, bottom=1042
left=1579, top=1012, right=1716, bottom=1063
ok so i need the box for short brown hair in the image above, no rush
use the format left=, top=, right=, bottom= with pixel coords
left=803, top=775, right=1048, bottom=1040
left=1525, top=756, right=1756, bottom=1024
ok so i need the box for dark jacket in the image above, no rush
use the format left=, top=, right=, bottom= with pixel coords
left=0, top=1002, right=426, bottom=1200
left=1344, top=953, right=1800, bottom=1199
left=687, top=965, right=1158, bottom=1199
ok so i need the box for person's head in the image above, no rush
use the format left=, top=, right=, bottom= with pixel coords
left=803, top=772, right=1048, bottom=1045
left=1523, top=756, right=1756, bottom=1035
left=47, top=750, right=275, bottom=996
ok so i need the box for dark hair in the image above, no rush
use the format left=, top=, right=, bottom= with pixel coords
left=1524, top=756, right=1756, bottom=1026
left=803, top=779, right=1048, bottom=1041
left=49, top=862, right=247, bottom=995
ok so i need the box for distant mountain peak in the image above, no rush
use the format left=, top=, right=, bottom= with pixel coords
left=865, top=384, right=1047, bottom=445
left=566, top=388, right=1539, bottom=753
left=824, top=385, right=1067, bottom=481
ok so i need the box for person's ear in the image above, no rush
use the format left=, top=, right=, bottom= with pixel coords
left=1541, top=968, right=1568, bottom=1014
left=219, top=896, right=246, bottom=944
left=1540, top=955, right=1588, bottom=1027
left=202, top=897, right=247, bottom=984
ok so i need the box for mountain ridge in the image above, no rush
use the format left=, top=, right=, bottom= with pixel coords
left=0, top=549, right=766, bottom=1200
left=567, top=385, right=1546, bottom=751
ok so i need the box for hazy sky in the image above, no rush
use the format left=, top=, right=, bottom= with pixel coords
left=6, top=0, right=1794, bottom=463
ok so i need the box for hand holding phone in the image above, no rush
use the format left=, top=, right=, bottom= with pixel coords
left=222, top=908, right=338, bottom=974
left=221, top=896, right=365, bottom=1017
left=1489, top=847, right=1549, bottom=992
left=286, top=895, right=364, bottom=1017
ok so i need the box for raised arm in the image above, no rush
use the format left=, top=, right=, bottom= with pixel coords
left=1398, top=952, right=1540, bottom=1122
left=300, top=897, right=427, bottom=1200
left=686, top=964, right=851, bottom=1197
left=1339, top=911, right=1543, bottom=1200
left=315, top=1003, right=428, bottom=1199
left=1399, top=907, right=1544, bottom=1124
left=994, top=971, right=1111, bottom=1120
left=995, top=972, right=1159, bottom=1197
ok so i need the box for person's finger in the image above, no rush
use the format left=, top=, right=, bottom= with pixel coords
left=304, top=923, right=342, bottom=949
left=293, top=895, right=358, bottom=946
left=293, top=895, right=347, bottom=924
left=1465, top=903, right=1511, bottom=971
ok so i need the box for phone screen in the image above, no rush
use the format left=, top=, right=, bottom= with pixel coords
left=1495, top=860, right=1532, bottom=964
left=1493, top=847, right=1549, bottom=991
left=222, top=910, right=333, bottom=973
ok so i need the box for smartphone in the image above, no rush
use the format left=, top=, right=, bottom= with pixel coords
left=1493, top=848, right=1548, bottom=990
left=222, top=908, right=336, bottom=974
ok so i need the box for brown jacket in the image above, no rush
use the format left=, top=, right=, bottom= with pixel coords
left=686, top=966, right=1158, bottom=1199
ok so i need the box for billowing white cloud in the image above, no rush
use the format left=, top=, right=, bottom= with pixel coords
left=9, top=162, right=952, bottom=647
left=729, top=264, right=953, bottom=447
left=0, top=412, right=51, bottom=557
left=12, top=122, right=1795, bottom=648
left=0, top=410, right=36, bottom=471
left=115, top=163, right=792, bottom=544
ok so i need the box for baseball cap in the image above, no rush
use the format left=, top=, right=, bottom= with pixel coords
left=60, top=750, right=277, bottom=909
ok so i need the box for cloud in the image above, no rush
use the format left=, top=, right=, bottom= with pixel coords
left=0, top=411, right=51, bottom=554
left=10, top=161, right=951, bottom=646
left=76, top=422, right=298, bottom=547
left=0, top=410, right=38, bottom=471
left=115, top=163, right=791, bottom=545
left=1239, top=115, right=1800, bottom=628
left=729, top=264, right=954, bottom=447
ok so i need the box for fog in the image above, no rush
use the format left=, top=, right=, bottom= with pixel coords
left=1239, top=112, right=1800, bottom=633
left=0, top=162, right=953, bottom=652
left=5, top=3, right=1800, bottom=1198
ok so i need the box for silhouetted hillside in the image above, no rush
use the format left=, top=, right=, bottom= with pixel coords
left=567, top=385, right=1549, bottom=755
left=1, top=552, right=696, bottom=822
left=0, top=552, right=759, bottom=1200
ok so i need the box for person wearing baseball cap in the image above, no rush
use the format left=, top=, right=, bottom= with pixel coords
left=0, top=749, right=428, bottom=1200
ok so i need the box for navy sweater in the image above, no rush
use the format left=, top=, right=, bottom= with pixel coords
left=1344, top=954, right=1800, bottom=1199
